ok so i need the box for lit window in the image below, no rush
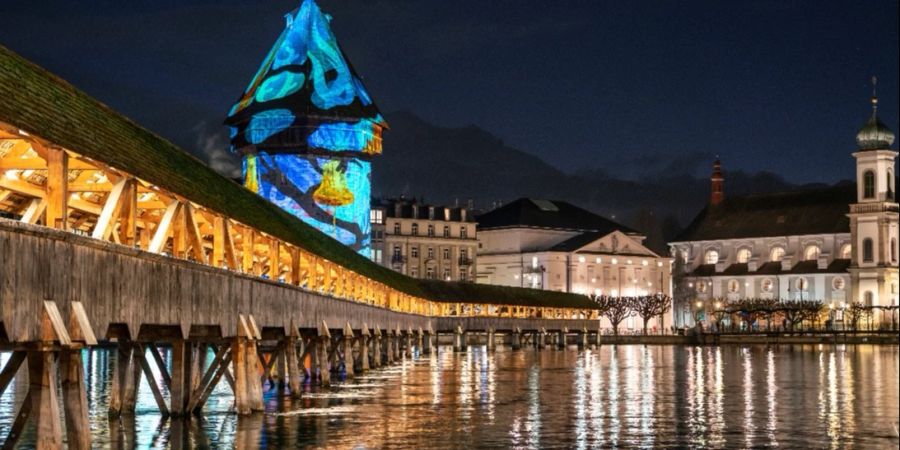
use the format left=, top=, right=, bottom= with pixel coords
left=863, top=291, right=874, bottom=305
left=863, top=171, right=875, bottom=199
left=862, top=238, right=874, bottom=263
left=804, top=245, right=820, bottom=261
left=795, top=277, right=808, bottom=291
left=761, top=278, right=774, bottom=292
left=736, top=248, right=752, bottom=263
left=770, top=246, right=785, bottom=262
left=696, top=282, right=708, bottom=293
left=840, top=243, right=852, bottom=259
left=443, top=268, right=451, bottom=280
left=705, top=250, right=719, bottom=265
left=728, top=279, right=740, bottom=293
left=369, top=209, right=384, bottom=224
left=426, top=267, right=435, bottom=279
left=532, top=256, right=538, bottom=269
left=832, top=277, right=845, bottom=290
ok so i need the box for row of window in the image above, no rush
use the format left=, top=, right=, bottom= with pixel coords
left=695, top=276, right=847, bottom=294
left=387, top=222, right=470, bottom=239
left=392, top=246, right=471, bottom=260
left=702, top=243, right=852, bottom=266
left=409, top=266, right=469, bottom=281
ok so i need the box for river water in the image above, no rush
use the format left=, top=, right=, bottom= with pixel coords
left=1, top=344, right=898, bottom=448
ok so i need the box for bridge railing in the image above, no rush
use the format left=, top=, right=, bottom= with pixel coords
left=0, top=121, right=597, bottom=322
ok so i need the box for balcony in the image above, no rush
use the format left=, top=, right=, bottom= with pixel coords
left=458, top=257, right=473, bottom=266
left=851, top=202, right=899, bottom=214
left=391, top=254, right=407, bottom=265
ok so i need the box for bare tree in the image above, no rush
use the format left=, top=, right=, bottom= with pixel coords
left=593, top=295, right=633, bottom=335
left=628, top=294, right=673, bottom=335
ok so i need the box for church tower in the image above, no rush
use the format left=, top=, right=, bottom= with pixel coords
left=710, top=158, right=725, bottom=206
left=225, top=0, right=386, bottom=256
left=848, top=78, right=899, bottom=310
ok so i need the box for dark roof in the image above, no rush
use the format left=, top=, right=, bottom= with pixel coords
left=372, top=198, right=475, bottom=222
left=674, top=184, right=855, bottom=242
left=690, top=259, right=851, bottom=277
left=477, top=198, right=636, bottom=234
left=0, top=44, right=592, bottom=309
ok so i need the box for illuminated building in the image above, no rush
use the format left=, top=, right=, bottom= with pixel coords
left=671, top=88, right=898, bottom=328
left=476, top=198, right=672, bottom=329
left=370, top=198, right=477, bottom=281
left=225, top=0, right=385, bottom=255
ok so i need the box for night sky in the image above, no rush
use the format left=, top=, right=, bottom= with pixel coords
left=1, top=0, right=897, bottom=183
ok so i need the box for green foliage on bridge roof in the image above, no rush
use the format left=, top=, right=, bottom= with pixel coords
left=0, top=44, right=595, bottom=310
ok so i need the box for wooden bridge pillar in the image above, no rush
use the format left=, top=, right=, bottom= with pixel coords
left=404, top=327, right=413, bottom=358
left=342, top=323, right=355, bottom=379
left=511, top=328, right=522, bottom=350
left=596, top=326, right=603, bottom=347
left=454, top=326, right=467, bottom=352
left=579, top=327, right=589, bottom=349
left=285, top=333, right=302, bottom=398
left=108, top=341, right=135, bottom=418
left=232, top=334, right=250, bottom=415
left=26, top=350, right=64, bottom=449
left=394, top=326, right=402, bottom=360
left=232, top=315, right=263, bottom=414
left=359, top=325, right=371, bottom=372
left=557, top=328, right=568, bottom=349
left=385, top=331, right=394, bottom=364
left=169, top=339, right=189, bottom=416
left=316, top=335, right=331, bottom=386
left=537, top=329, right=546, bottom=349
left=416, top=328, right=424, bottom=355
left=60, top=348, right=91, bottom=450
left=373, top=328, right=383, bottom=368
left=487, top=328, right=496, bottom=352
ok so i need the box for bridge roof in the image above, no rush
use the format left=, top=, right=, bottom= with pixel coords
left=0, top=44, right=595, bottom=310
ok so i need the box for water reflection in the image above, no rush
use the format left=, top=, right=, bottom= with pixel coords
left=0, top=345, right=898, bottom=448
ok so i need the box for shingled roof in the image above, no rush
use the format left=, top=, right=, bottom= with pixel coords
left=674, top=184, right=855, bottom=242
left=477, top=198, right=636, bottom=234
left=0, top=44, right=593, bottom=309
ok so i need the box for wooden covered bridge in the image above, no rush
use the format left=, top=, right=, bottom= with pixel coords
left=0, top=45, right=607, bottom=448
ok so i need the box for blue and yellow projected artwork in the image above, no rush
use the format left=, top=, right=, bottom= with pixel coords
left=225, top=0, right=385, bottom=255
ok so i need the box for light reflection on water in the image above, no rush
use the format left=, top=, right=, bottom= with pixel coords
left=1, top=345, right=898, bottom=448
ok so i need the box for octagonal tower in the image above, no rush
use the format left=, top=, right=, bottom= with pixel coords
left=225, top=0, right=386, bottom=255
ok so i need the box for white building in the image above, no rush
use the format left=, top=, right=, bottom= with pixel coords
left=476, top=198, right=673, bottom=330
left=670, top=94, right=898, bottom=328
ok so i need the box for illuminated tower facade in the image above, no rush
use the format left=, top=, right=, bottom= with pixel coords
left=225, top=0, right=386, bottom=255
left=848, top=80, right=899, bottom=308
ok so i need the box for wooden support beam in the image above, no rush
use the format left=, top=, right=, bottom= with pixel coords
left=0, top=351, right=26, bottom=397
left=223, top=220, right=239, bottom=270
left=45, top=146, right=68, bottom=230
left=120, top=179, right=137, bottom=246
left=212, top=216, right=225, bottom=268
left=27, top=349, right=63, bottom=448
left=91, top=178, right=128, bottom=241
left=193, top=350, right=233, bottom=412
left=147, top=344, right=172, bottom=389
left=187, top=344, right=230, bottom=412
left=60, top=348, right=91, bottom=450
left=241, top=228, right=255, bottom=275
left=184, top=203, right=208, bottom=264
left=134, top=344, right=169, bottom=417
left=268, top=238, right=280, bottom=280
left=20, top=197, right=46, bottom=224
left=148, top=200, right=180, bottom=253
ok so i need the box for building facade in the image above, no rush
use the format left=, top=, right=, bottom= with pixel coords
left=370, top=198, right=477, bottom=281
left=670, top=95, right=898, bottom=328
left=476, top=198, right=673, bottom=330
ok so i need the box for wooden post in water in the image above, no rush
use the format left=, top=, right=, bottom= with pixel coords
left=511, top=327, right=521, bottom=350
left=417, top=327, right=424, bottom=355
left=558, top=327, right=568, bottom=349
left=487, top=328, right=495, bottom=352
left=580, top=327, right=589, bottom=349
left=394, top=325, right=403, bottom=360
left=170, top=338, right=187, bottom=416
left=343, top=322, right=355, bottom=378
left=454, top=325, right=466, bottom=352
left=405, top=326, right=414, bottom=358
left=108, top=341, right=132, bottom=418
left=246, top=316, right=264, bottom=412
left=538, top=328, right=546, bottom=349
left=121, top=343, right=141, bottom=415
left=232, top=315, right=251, bottom=415
left=61, top=301, right=96, bottom=450
left=373, top=327, right=383, bottom=368
left=359, top=324, right=371, bottom=372
left=317, top=321, right=331, bottom=386
left=286, top=327, right=302, bottom=398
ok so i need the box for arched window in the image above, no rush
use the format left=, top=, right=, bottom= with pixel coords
left=761, top=278, right=774, bottom=292
left=862, top=238, right=874, bottom=263
left=705, top=249, right=719, bottom=265
left=736, top=248, right=752, bottom=263
left=770, top=246, right=785, bottom=262
left=840, top=243, right=852, bottom=259
left=863, top=291, right=874, bottom=306
left=728, top=279, right=740, bottom=293
left=804, top=245, right=820, bottom=261
left=411, top=223, right=419, bottom=236
left=697, top=281, right=708, bottom=293
left=863, top=171, right=875, bottom=199
left=888, top=169, right=895, bottom=200
left=795, top=277, right=808, bottom=291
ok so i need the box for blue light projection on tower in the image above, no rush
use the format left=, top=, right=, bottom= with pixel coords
left=225, top=0, right=386, bottom=255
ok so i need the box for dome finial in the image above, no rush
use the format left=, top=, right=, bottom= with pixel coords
left=856, top=75, right=894, bottom=150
